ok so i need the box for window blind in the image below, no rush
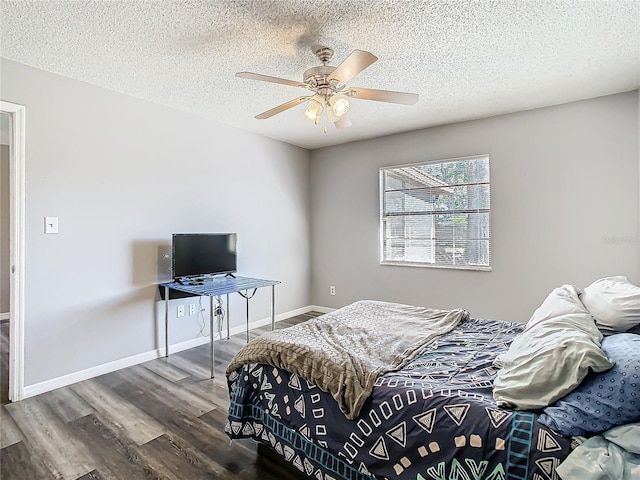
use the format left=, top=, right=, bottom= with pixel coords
left=379, top=155, right=491, bottom=270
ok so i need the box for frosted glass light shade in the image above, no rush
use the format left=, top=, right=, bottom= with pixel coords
left=304, top=99, right=324, bottom=123
left=329, top=96, right=350, bottom=117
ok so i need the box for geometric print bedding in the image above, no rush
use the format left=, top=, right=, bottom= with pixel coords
left=226, top=317, right=572, bottom=480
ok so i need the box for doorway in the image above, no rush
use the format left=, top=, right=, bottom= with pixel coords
left=0, top=101, right=25, bottom=402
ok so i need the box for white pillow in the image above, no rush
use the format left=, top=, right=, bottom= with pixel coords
left=580, top=276, right=640, bottom=333
left=493, top=285, right=613, bottom=410
left=524, top=283, right=586, bottom=331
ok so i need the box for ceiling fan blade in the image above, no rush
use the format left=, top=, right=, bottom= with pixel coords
left=334, top=114, right=352, bottom=130
left=345, top=87, right=419, bottom=105
left=327, top=50, right=377, bottom=84
left=236, top=72, right=307, bottom=88
left=255, top=97, right=308, bottom=119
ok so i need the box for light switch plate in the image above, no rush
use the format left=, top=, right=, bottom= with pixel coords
left=45, top=217, right=59, bottom=234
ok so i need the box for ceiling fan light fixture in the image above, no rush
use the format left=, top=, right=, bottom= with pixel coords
left=237, top=46, right=419, bottom=130
left=304, top=99, right=324, bottom=124
left=329, top=96, right=350, bottom=117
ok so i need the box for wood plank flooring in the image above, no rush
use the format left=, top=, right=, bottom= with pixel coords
left=1, top=321, right=9, bottom=406
left=0, top=313, right=320, bottom=479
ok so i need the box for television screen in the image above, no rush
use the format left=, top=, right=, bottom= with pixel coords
left=172, top=233, right=237, bottom=279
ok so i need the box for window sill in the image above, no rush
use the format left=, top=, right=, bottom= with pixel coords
left=380, top=261, right=492, bottom=272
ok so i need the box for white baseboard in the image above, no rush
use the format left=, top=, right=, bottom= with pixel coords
left=0, top=312, right=9, bottom=321
left=23, top=350, right=161, bottom=398
left=309, top=305, right=335, bottom=314
left=22, top=304, right=326, bottom=400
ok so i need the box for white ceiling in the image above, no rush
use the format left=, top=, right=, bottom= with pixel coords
left=1, top=1, right=639, bottom=150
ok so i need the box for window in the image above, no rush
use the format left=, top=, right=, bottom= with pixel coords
left=379, top=155, right=491, bottom=271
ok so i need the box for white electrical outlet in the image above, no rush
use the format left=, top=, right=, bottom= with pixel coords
left=177, top=305, right=185, bottom=318
left=330, top=286, right=336, bottom=295
left=189, top=304, right=197, bottom=316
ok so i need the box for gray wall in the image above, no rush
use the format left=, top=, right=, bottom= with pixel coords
left=1, top=143, right=8, bottom=314
left=310, top=91, right=639, bottom=323
left=1, top=59, right=311, bottom=386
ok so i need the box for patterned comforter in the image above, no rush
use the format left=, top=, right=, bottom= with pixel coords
left=226, top=312, right=572, bottom=480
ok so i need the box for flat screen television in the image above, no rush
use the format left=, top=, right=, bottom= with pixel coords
left=172, top=233, right=237, bottom=279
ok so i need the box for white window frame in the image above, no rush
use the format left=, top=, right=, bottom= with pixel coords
left=379, top=154, right=491, bottom=271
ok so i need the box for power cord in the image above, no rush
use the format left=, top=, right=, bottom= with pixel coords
left=197, top=296, right=207, bottom=337
left=214, top=295, right=225, bottom=337
left=197, top=296, right=226, bottom=338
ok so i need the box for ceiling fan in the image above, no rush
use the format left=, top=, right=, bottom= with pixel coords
left=236, top=46, right=419, bottom=131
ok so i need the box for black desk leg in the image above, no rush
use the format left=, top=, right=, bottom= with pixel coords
left=164, top=286, right=169, bottom=357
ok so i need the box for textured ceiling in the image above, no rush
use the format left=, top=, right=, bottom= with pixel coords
left=1, top=1, right=639, bottom=150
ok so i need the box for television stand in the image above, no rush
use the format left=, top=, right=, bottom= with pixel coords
left=159, top=275, right=280, bottom=378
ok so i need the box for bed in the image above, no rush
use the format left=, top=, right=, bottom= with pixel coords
left=225, top=277, right=640, bottom=480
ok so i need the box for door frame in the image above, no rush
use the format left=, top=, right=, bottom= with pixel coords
left=1, top=101, right=26, bottom=402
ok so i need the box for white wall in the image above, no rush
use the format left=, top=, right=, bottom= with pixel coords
left=2, top=56, right=637, bottom=392
left=310, top=91, right=640, bottom=322
left=0, top=59, right=311, bottom=387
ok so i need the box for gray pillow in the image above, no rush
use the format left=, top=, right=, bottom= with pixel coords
left=493, top=285, right=614, bottom=410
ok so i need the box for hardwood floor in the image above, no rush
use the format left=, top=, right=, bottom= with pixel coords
left=0, top=312, right=320, bottom=479
left=1, top=321, right=8, bottom=405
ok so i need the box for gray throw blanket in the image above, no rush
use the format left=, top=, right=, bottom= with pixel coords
left=226, top=300, right=468, bottom=419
